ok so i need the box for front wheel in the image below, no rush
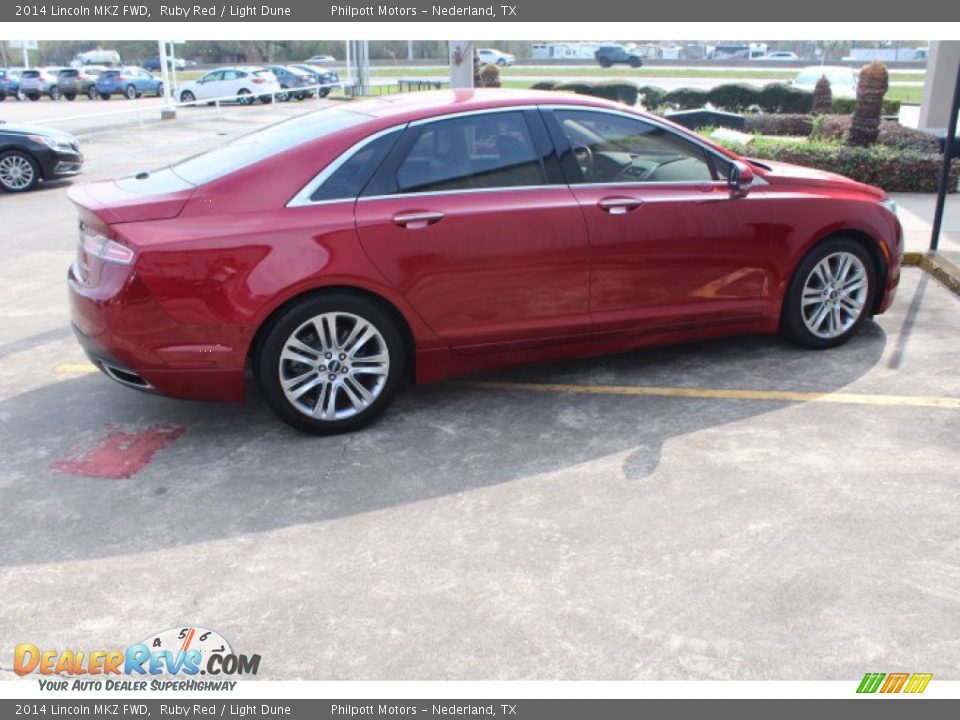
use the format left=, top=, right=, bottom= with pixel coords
left=0, top=151, right=40, bottom=192
left=180, top=90, right=195, bottom=103
left=156, top=83, right=164, bottom=97
left=257, top=293, right=405, bottom=434
left=65, top=93, right=76, bottom=101
left=125, top=84, right=138, bottom=99
left=99, top=92, right=111, bottom=101
left=48, top=85, right=60, bottom=100
left=781, top=238, right=876, bottom=349
left=237, top=88, right=254, bottom=105
left=87, top=86, right=97, bottom=100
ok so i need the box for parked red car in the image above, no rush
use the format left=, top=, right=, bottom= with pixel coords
left=68, top=90, right=903, bottom=433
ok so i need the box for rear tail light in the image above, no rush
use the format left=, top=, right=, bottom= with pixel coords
left=252, top=77, right=265, bottom=84
left=78, top=224, right=135, bottom=265
left=114, top=75, right=126, bottom=81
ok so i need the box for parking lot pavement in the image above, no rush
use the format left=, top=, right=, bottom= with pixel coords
left=1, top=111, right=960, bottom=682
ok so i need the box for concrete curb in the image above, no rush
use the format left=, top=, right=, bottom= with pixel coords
left=903, top=251, right=960, bottom=296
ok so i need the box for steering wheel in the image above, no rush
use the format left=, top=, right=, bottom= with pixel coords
left=572, top=144, right=594, bottom=179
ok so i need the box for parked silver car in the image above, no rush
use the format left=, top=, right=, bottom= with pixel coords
left=18, top=68, right=64, bottom=101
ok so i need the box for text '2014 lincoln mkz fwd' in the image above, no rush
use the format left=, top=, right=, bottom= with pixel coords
left=67, top=90, right=903, bottom=434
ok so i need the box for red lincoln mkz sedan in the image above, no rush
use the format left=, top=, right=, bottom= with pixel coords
left=68, top=90, right=903, bottom=433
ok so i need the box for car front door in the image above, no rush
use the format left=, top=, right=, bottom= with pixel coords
left=544, top=107, right=772, bottom=334
left=354, top=109, right=591, bottom=352
left=195, top=71, right=223, bottom=99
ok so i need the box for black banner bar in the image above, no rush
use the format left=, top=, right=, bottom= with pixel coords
left=1, top=700, right=959, bottom=720
left=2, top=0, right=958, bottom=23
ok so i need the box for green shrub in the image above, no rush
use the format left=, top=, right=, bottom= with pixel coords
left=812, top=75, right=833, bottom=114
left=850, top=61, right=889, bottom=147
left=479, top=63, right=501, bottom=89
left=637, top=85, right=666, bottom=111
left=757, top=83, right=813, bottom=114
left=813, top=115, right=941, bottom=152
left=832, top=96, right=901, bottom=116
left=706, top=83, right=761, bottom=112
left=744, top=114, right=814, bottom=136
left=663, top=87, right=709, bottom=110
left=555, top=80, right=638, bottom=105
left=716, top=137, right=958, bottom=193
left=529, top=80, right=559, bottom=91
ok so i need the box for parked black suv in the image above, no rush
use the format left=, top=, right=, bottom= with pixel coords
left=594, top=45, right=644, bottom=68
left=0, top=121, right=83, bottom=192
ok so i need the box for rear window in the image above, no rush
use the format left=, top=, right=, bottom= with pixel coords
left=169, top=108, right=372, bottom=186
left=59, top=70, right=79, bottom=78
left=22, top=71, right=40, bottom=78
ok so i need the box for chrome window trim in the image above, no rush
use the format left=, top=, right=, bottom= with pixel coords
left=286, top=125, right=407, bottom=208
left=286, top=103, right=757, bottom=208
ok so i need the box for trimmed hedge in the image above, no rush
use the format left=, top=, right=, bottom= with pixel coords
left=756, top=83, right=813, bottom=114
left=832, top=96, right=901, bottom=116
left=706, top=83, right=760, bottom=112
left=744, top=114, right=814, bottom=136
left=638, top=85, right=667, bottom=111
left=553, top=80, right=638, bottom=106
left=813, top=117, right=941, bottom=152
left=529, top=80, right=558, bottom=91
left=663, top=87, right=709, bottom=110
left=716, top=138, right=959, bottom=193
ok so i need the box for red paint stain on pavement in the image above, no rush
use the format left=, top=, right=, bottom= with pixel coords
left=51, top=427, right=187, bottom=479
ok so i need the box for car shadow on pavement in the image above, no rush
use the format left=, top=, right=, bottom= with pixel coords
left=0, top=324, right=886, bottom=566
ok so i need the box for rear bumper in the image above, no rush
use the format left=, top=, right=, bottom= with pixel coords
left=68, top=266, right=247, bottom=402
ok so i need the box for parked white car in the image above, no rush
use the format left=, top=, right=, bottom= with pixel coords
left=177, top=66, right=281, bottom=105
left=791, top=66, right=859, bottom=98
left=305, top=54, right=337, bottom=64
left=757, top=51, right=800, bottom=61
left=477, top=48, right=515, bottom=66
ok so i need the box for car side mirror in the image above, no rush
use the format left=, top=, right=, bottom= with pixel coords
left=729, top=160, right=754, bottom=196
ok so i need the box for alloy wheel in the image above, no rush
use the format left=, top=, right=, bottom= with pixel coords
left=0, top=154, right=36, bottom=191
left=801, top=251, right=869, bottom=339
left=278, top=312, right=391, bottom=421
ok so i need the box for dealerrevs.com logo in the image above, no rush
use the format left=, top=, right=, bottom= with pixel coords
left=14, top=627, right=261, bottom=691
left=857, top=672, right=933, bottom=694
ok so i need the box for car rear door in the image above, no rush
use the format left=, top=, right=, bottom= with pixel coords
left=543, top=106, right=773, bottom=334
left=354, top=108, right=592, bottom=352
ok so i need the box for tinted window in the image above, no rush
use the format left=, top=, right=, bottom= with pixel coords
left=311, top=130, right=402, bottom=202
left=170, top=108, right=372, bottom=185
left=554, top=109, right=726, bottom=184
left=201, top=71, right=222, bottom=83
left=394, top=112, right=543, bottom=194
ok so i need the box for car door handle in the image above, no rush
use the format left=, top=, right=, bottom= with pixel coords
left=392, top=211, right=445, bottom=229
left=598, top=197, right=643, bottom=214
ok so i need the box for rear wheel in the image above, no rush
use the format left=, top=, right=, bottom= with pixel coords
left=781, top=238, right=876, bottom=349
left=48, top=85, right=60, bottom=100
left=28, top=92, right=40, bottom=101
left=65, top=92, right=76, bottom=101
left=257, top=293, right=405, bottom=434
left=277, top=85, right=290, bottom=102
left=99, top=92, right=111, bottom=101
left=0, top=151, right=40, bottom=192
left=156, top=83, right=164, bottom=97
left=87, top=86, right=97, bottom=100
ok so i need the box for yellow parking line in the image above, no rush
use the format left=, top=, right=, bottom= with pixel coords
left=52, top=362, right=960, bottom=409
left=55, top=363, right=99, bottom=374
left=469, top=381, right=960, bottom=409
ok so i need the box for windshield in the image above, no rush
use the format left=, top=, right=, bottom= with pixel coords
left=169, top=108, right=372, bottom=185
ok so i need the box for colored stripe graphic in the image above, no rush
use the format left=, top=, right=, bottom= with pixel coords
left=880, top=673, right=910, bottom=693
left=904, top=673, right=933, bottom=694
left=857, top=673, right=886, bottom=693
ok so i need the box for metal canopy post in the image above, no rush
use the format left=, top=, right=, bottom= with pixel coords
left=931, top=59, right=960, bottom=251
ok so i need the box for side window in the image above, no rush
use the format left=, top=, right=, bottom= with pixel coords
left=311, top=130, right=402, bottom=202
left=201, top=71, right=222, bottom=83
left=394, top=112, right=544, bottom=194
left=554, top=109, right=728, bottom=184
left=222, top=70, right=241, bottom=81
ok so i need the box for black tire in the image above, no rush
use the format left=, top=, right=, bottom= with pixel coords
left=156, top=83, right=164, bottom=98
left=65, top=93, right=76, bottom=101
left=781, top=237, right=876, bottom=350
left=277, top=85, right=290, bottom=102
left=257, top=292, right=406, bottom=435
left=87, top=86, right=97, bottom=100
left=125, top=84, right=138, bottom=100
left=0, top=150, right=41, bottom=193
left=180, top=90, right=195, bottom=103
left=99, top=92, right=111, bottom=101
left=28, top=93, right=40, bottom=101
left=0, top=92, right=5, bottom=102
left=237, top=88, right=254, bottom=105
left=497, top=58, right=507, bottom=66
left=48, top=85, right=60, bottom=100
left=319, top=88, right=330, bottom=98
